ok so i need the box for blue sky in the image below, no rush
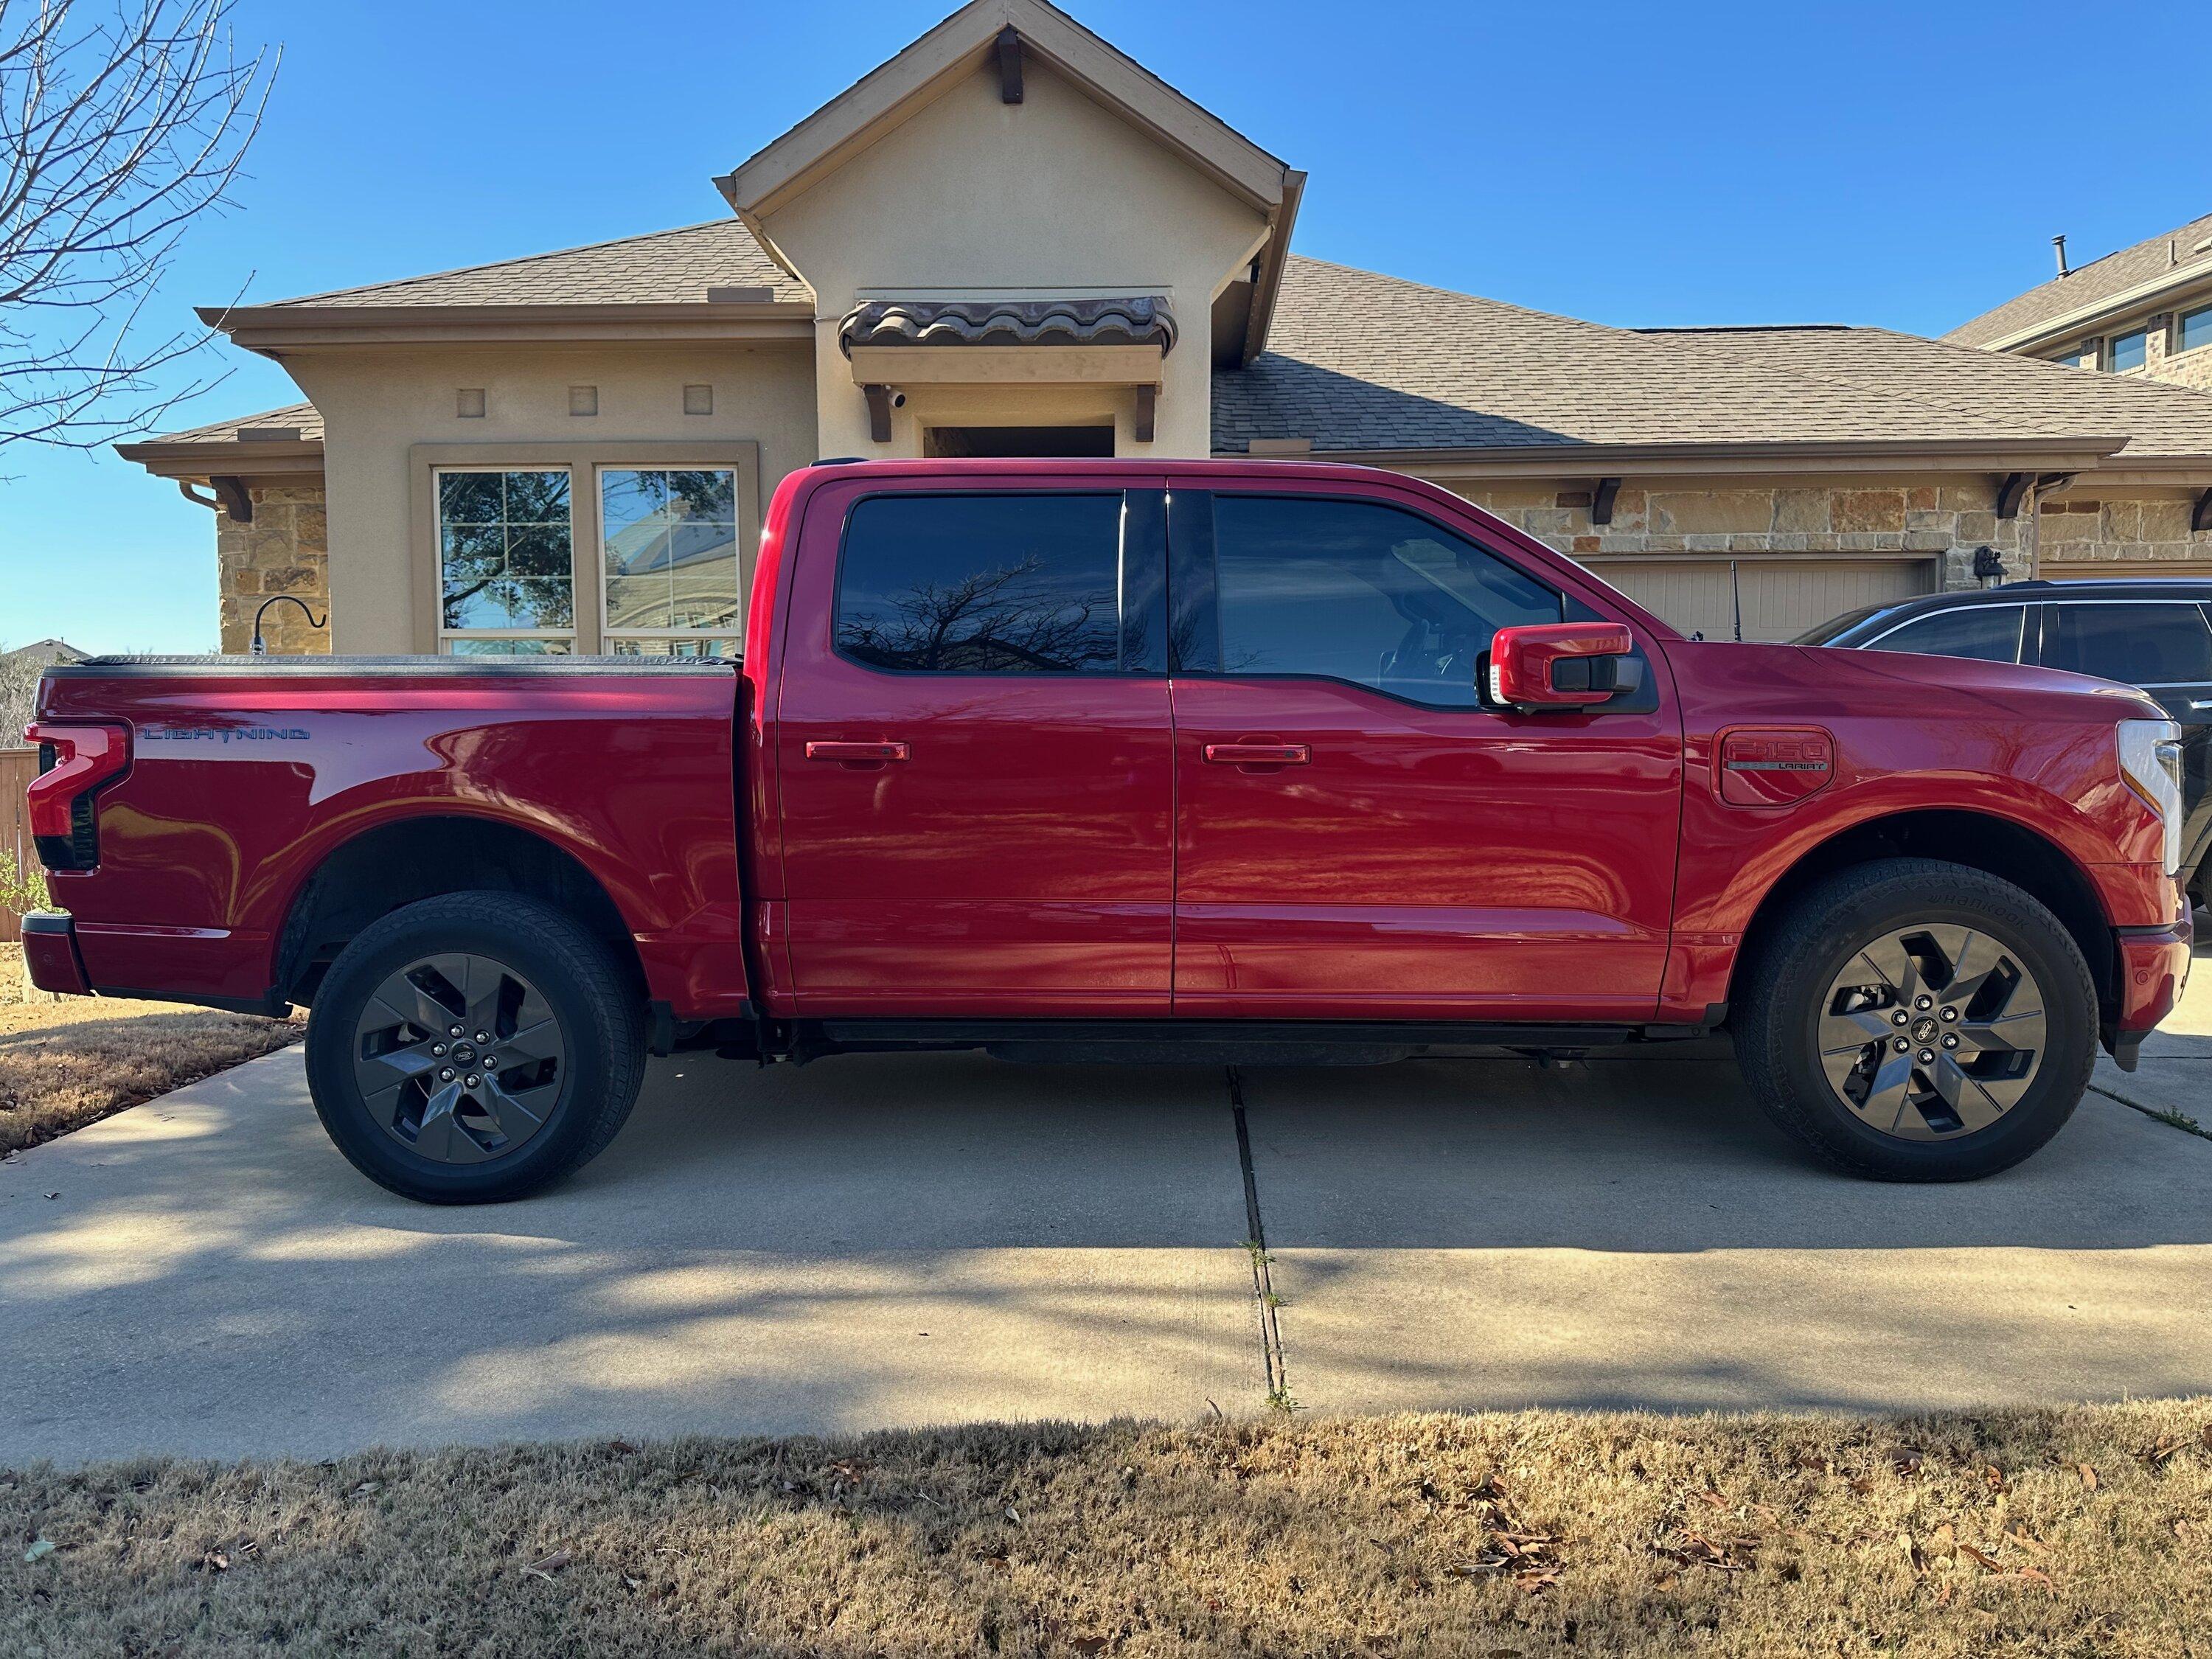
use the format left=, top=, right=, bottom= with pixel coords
left=4, top=0, right=2207, bottom=653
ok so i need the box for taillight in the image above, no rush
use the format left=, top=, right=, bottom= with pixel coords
left=24, top=722, right=130, bottom=872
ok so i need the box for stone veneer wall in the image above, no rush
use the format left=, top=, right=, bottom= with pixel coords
left=1439, top=478, right=2212, bottom=584
left=215, top=482, right=330, bottom=655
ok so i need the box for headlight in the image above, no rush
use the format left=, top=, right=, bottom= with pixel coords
left=2118, top=717, right=2185, bottom=876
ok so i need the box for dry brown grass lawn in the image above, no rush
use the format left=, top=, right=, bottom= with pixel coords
left=5, top=1402, right=2209, bottom=1657
left=0, top=944, right=301, bottom=1156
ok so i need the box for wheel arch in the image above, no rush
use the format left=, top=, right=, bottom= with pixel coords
left=1728, top=808, right=2115, bottom=1025
left=274, top=813, right=643, bottom=1008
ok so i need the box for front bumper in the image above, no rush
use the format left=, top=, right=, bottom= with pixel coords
left=2107, top=917, right=2194, bottom=1071
left=19, top=912, right=91, bottom=997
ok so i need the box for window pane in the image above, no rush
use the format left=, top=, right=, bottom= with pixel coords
left=601, top=468, right=740, bottom=634
left=608, top=636, right=739, bottom=658
left=1868, top=605, right=2023, bottom=664
left=836, top=493, right=1123, bottom=673
left=444, top=637, right=573, bottom=655
left=2045, top=602, right=2212, bottom=685
left=2110, top=330, right=2148, bottom=372
left=437, top=469, right=573, bottom=639
left=1211, top=495, right=1559, bottom=705
left=2180, top=305, right=2212, bottom=355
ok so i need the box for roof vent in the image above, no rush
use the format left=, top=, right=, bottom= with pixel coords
left=706, top=285, right=775, bottom=304
left=2053, top=234, right=2069, bottom=279
left=237, top=425, right=302, bottom=442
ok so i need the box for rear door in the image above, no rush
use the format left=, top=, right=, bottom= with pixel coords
left=1166, top=484, right=1683, bottom=1022
left=775, top=479, right=1173, bottom=1015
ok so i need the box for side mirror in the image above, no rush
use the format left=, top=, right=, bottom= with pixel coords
left=1486, top=622, right=1638, bottom=711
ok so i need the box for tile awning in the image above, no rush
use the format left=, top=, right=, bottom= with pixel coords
left=838, top=295, right=1177, bottom=357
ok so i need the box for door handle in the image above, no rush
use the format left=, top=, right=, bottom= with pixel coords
left=804, top=740, right=911, bottom=763
left=1203, top=742, right=1310, bottom=766
left=2191, top=700, right=2212, bottom=712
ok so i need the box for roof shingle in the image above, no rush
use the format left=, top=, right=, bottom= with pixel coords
left=1213, top=257, right=2212, bottom=461
left=260, top=219, right=809, bottom=309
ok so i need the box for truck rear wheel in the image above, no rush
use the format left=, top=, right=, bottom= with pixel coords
left=304, top=893, right=645, bottom=1203
left=1733, top=858, right=2096, bottom=1181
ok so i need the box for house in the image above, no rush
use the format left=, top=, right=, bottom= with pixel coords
left=0, top=639, right=88, bottom=669
left=115, top=0, right=2212, bottom=655
left=1949, top=212, right=2212, bottom=392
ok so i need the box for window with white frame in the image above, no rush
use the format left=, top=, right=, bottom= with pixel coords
left=599, top=467, right=741, bottom=656
left=437, top=468, right=575, bottom=654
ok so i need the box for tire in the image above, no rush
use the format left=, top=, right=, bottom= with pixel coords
left=1732, top=858, right=2097, bottom=1182
left=304, top=892, right=645, bottom=1203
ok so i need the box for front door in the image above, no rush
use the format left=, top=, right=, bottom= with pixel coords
left=775, top=479, right=1174, bottom=1015
left=1168, top=485, right=1683, bottom=1022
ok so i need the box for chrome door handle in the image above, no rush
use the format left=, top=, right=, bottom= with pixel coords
left=804, top=740, right=910, bottom=763
left=2189, top=700, right=2212, bottom=711
left=1203, top=742, right=1311, bottom=766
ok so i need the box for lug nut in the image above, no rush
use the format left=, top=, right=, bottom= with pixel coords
left=1918, top=1049, right=1935, bottom=1065
left=465, top=1075, right=480, bottom=1089
left=439, top=1068, right=454, bottom=1082
left=481, top=1056, right=498, bottom=1071
left=1893, top=1037, right=1910, bottom=1052
left=1892, top=1011, right=1910, bottom=1026
left=1941, top=1034, right=1959, bottom=1049
left=448, top=1025, right=463, bottom=1038
left=474, top=1031, right=490, bottom=1044
left=1939, top=1006, right=1959, bottom=1022
left=431, top=1043, right=446, bottom=1057
left=1914, top=995, right=1933, bottom=1011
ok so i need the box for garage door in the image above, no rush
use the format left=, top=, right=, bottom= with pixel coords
left=1579, top=557, right=1938, bottom=642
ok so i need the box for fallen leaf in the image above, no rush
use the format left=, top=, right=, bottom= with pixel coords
left=2014, top=1567, right=2055, bottom=1588
left=1930, top=1523, right=1956, bottom=1557
left=1849, top=1476, right=1875, bottom=1495
left=351, top=1481, right=381, bottom=1498
left=1958, top=1543, right=2002, bottom=1573
left=1071, top=1638, right=1109, bottom=1656
left=1935, top=1581, right=1955, bottom=1607
left=2007, top=1528, right=2048, bottom=1554
left=522, top=1549, right=571, bottom=1581
left=608, top=1441, right=640, bottom=1456
left=201, top=1550, right=230, bottom=1573
left=22, top=1539, right=55, bottom=1562
left=2145, top=1437, right=2183, bottom=1467
left=1004, top=1506, right=1021, bottom=1525
left=1984, top=1466, right=2007, bottom=1492
left=1898, top=1530, right=1924, bottom=1572
left=2079, top=1464, right=2098, bottom=1491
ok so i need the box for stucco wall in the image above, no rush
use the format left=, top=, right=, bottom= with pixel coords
left=283, top=342, right=815, bottom=653
left=755, top=58, right=1270, bottom=459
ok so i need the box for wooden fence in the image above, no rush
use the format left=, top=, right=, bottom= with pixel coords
left=1, top=746, right=38, bottom=944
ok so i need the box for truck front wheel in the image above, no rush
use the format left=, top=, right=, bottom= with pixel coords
left=303, top=893, right=646, bottom=1203
left=1733, top=858, right=2097, bottom=1181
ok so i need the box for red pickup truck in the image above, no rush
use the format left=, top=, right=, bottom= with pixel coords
left=24, top=459, right=2192, bottom=1201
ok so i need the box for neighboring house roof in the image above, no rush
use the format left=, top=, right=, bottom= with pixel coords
left=1, top=639, right=88, bottom=667
left=245, top=220, right=810, bottom=310
left=1946, top=210, right=2212, bottom=350
left=1211, top=256, right=2212, bottom=466
left=122, top=402, right=324, bottom=445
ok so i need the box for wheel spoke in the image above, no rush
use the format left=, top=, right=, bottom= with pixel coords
left=1931, top=927, right=2006, bottom=1012
left=478, top=1076, right=551, bottom=1140
left=1930, top=1056, right=2008, bottom=1133
left=1819, top=1006, right=1896, bottom=1055
left=498, top=1015, right=563, bottom=1067
left=1854, top=937, right=1924, bottom=1006
left=353, top=1033, right=442, bottom=1107
left=1857, top=1047, right=1916, bottom=1133
left=1955, top=1006, right=2046, bottom=1060
left=412, top=1080, right=493, bottom=1164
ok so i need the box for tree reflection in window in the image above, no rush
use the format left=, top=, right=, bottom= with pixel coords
left=835, top=494, right=1123, bottom=674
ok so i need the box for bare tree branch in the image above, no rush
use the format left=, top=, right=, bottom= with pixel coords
left=0, top=0, right=276, bottom=452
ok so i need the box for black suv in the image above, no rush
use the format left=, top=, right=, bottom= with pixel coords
left=1801, top=579, right=2212, bottom=905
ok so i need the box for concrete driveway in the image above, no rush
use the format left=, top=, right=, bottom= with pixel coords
left=3, top=964, right=2209, bottom=1467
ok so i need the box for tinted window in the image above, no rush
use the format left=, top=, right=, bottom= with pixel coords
left=2181, top=305, right=2212, bottom=356
left=836, top=494, right=1124, bottom=673
left=1207, top=496, right=1559, bottom=706
left=1868, top=605, right=2025, bottom=664
left=2109, top=329, right=2149, bottom=372
left=2045, top=602, right=2212, bottom=686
